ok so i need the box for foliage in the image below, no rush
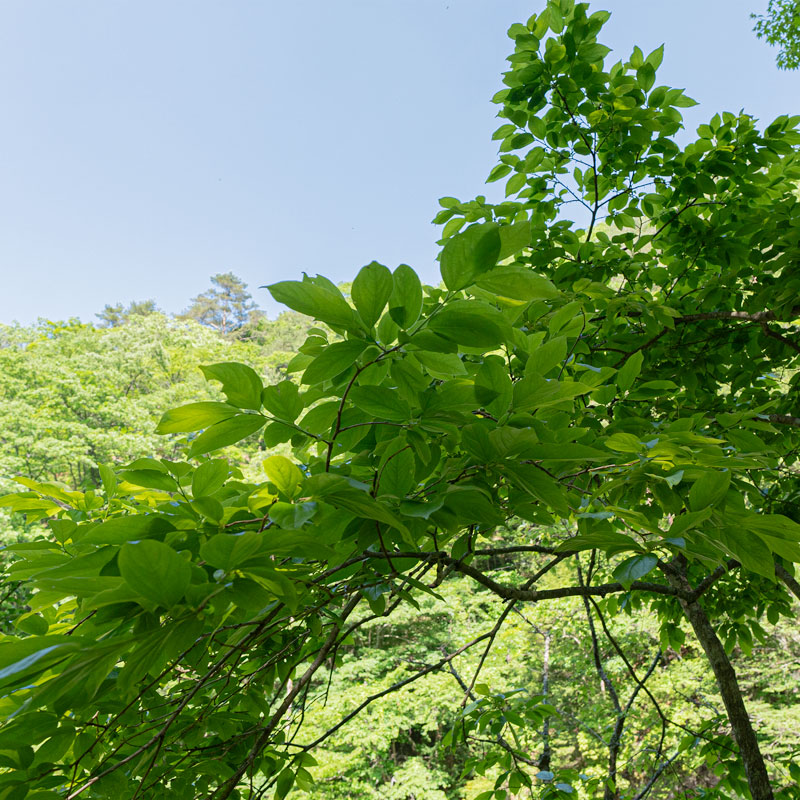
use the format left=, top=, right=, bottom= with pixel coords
left=753, top=0, right=800, bottom=69
left=179, top=273, right=262, bottom=336
left=1, top=2, right=800, bottom=799
left=0, top=311, right=310, bottom=494
left=95, top=300, right=159, bottom=328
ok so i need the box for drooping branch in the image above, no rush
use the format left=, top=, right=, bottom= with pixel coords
left=362, top=550, right=687, bottom=601
left=210, top=594, right=363, bottom=799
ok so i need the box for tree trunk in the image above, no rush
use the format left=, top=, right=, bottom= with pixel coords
left=664, top=559, right=774, bottom=800
left=538, top=631, right=552, bottom=771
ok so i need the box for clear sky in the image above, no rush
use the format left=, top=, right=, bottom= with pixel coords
left=0, top=0, right=796, bottom=324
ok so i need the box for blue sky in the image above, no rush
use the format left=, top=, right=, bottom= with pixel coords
left=0, top=0, right=796, bottom=324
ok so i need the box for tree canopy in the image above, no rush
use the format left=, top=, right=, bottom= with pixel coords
left=1, top=3, right=799, bottom=799
left=753, top=0, right=800, bottom=69
left=179, top=273, right=261, bottom=336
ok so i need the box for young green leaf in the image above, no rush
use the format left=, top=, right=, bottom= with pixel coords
left=119, top=540, right=191, bottom=608
left=616, top=351, right=644, bottom=391
left=156, top=402, right=240, bottom=434
left=348, top=385, right=410, bottom=422
left=200, top=532, right=263, bottom=571
left=352, top=261, right=393, bottom=327
left=263, top=455, right=304, bottom=498
left=200, top=362, right=264, bottom=410
left=192, top=459, right=229, bottom=498
left=612, top=554, right=659, bottom=588
left=268, top=280, right=357, bottom=330
left=188, top=414, right=266, bottom=457
left=689, top=470, right=731, bottom=511
left=261, top=380, right=304, bottom=422
left=389, top=265, right=423, bottom=328
left=440, top=222, right=501, bottom=291
left=302, top=339, right=367, bottom=385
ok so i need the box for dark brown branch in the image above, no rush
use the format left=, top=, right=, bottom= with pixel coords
left=676, top=307, right=800, bottom=324
left=662, top=557, right=774, bottom=800
left=760, top=321, right=800, bottom=354
left=210, top=594, right=363, bottom=799
left=360, top=550, right=686, bottom=601
left=689, top=560, right=739, bottom=601
left=775, top=562, right=800, bottom=602
left=767, top=414, right=800, bottom=428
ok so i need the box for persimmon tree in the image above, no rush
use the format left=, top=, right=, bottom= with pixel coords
left=1, top=2, right=800, bottom=798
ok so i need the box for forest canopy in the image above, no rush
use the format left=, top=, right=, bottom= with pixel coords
left=1, top=3, right=800, bottom=800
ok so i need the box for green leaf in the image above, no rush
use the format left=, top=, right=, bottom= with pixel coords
left=556, top=530, right=642, bottom=555
left=689, top=470, right=731, bottom=511
left=15, top=614, right=49, bottom=636
left=321, top=490, right=409, bottom=537
left=525, top=337, right=567, bottom=375
left=498, top=221, right=531, bottom=259
left=440, top=222, right=502, bottom=290
left=613, top=554, right=659, bottom=588
left=504, top=464, right=570, bottom=517
left=476, top=266, right=559, bottom=301
left=512, top=375, right=593, bottom=412
left=444, top=486, right=504, bottom=526
left=637, top=63, right=656, bottom=92
left=156, top=402, right=240, bottom=434
left=429, top=302, right=508, bottom=348
left=261, top=380, right=303, bottom=422
left=352, top=261, right=394, bottom=327
left=79, top=515, right=174, bottom=545
left=276, top=768, right=295, bottom=800
left=604, top=433, right=644, bottom=453
left=118, top=469, right=176, bottom=492
left=189, top=414, right=267, bottom=457
left=119, top=540, right=191, bottom=608
left=645, top=44, right=664, bottom=69
left=730, top=514, right=800, bottom=562
left=524, top=443, right=607, bottom=462
left=268, top=280, right=357, bottom=330
left=200, top=532, right=263, bottom=570
left=378, top=449, right=416, bottom=497
left=389, top=265, right=423, bottom=329
left=411, top=351, right=467, bottom=378
left=192, top=496, right=224, bottom=523
left=192, top=459, right=230, bottom=498
left=0, top=711, right=58, bottom=749
left=299, top=400, right=340, bottom=435
left=487, top=163, right=512, bottom=183
left=200, top=363, right=263, bottom=410
left=302, top=340, right=367, bottom=385
left=269, top=501, right=317, bottom=529
left=475, top=356, right=512, bottom=412
left=616, top=351, right=644, bottom=391
left=668, top=507, right=713, bottom=538
left=719, top=527, right=775, bottom=580
left=348, top=385, right=410, bottom=422
left=0, top=638, right=81, bottom=691
left=98, top=464, right=117, bottom=497
left=263, top=455, right=303, bottom=498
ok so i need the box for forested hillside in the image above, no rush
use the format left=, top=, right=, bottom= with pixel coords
left=0, top=287, right=308, bottom=494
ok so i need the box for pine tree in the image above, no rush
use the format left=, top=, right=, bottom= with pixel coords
left=179, top=272, right=261, bottom=335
